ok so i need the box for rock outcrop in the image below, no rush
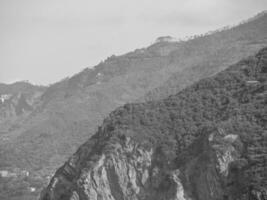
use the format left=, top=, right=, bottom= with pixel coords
left=41, top=130, right=266, bottom=200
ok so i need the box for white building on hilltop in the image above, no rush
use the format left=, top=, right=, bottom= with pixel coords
left=155, top=36, right=178, bottom=43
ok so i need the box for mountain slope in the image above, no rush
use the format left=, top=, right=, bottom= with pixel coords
left=1, top=12, right=267, bottom=200
left=0, top=81, right=45, bottom=138
left=40, top=47, right=267, bottom=200
left=144, top=11, right=267, bottom=101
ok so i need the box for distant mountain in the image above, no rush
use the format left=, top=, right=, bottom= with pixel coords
left=0, top=11, right=267, bottom=200
left=41, top=47, right=267, bottom=200
left=0, top=81, right=45, bottom=134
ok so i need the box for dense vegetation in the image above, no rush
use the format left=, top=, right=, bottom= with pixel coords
left=71, top=47, right=267, bottom=198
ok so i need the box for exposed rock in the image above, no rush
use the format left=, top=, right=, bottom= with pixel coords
left=40, top=131, right=252, bottom=200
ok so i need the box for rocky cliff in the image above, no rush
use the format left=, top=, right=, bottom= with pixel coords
left=40, top=47, right=267, bottom=200
left=42, top=131, right=261, bottom=200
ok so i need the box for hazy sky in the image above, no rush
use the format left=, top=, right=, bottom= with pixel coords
left=0, top=0, right=266, bottom=85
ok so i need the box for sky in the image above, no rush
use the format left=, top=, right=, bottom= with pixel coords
left=0, top=0, right=266, bottom=85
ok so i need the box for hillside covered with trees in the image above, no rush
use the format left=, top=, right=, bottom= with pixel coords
left=41, top=47, right=267, bottom=200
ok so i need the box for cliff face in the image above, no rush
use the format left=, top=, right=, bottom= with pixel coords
left=41, top=131, right=263, bottom=200
left=40, top=48, right=267, bottom=200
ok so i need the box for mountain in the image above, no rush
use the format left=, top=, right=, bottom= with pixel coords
left=0, top=81, right=45, bottom=137
left=0, top=11, right=267, bottom=200
left=40, top=47, right=267, bottom=200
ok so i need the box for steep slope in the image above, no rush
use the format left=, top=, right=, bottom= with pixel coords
left=41, top=47, right=267, bottom=200
left=1, top=11, right=267, bottom=200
